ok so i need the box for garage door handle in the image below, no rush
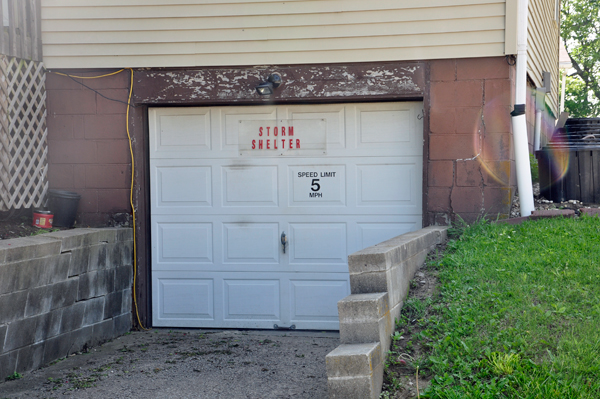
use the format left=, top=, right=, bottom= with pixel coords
left=281, top=232, right=288, bottom=253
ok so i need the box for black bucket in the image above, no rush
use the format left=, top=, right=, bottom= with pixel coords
left=47, top=190, right=81, bottom=227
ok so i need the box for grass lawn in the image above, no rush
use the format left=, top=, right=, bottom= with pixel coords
left=383, top=215, right=600, bottom=399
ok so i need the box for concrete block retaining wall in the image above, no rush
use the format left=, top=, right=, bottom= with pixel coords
left=327, top=226, right=448, bottom=399
left=0, top=228, right=133, bottom=380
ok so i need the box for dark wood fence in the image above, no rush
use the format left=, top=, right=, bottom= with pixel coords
left=0, top=0, right=42, bottom=61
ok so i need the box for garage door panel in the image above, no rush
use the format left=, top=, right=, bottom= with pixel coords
left=223, top=223, right=280, bottom=264
left=155, top=166, right=212, bottom=207
left=157, top=222, right=213, bottom=263
left=223, top=280, right=280, bottom=320
left=151, top=109, right=211, bottom=156
left=358, top=109, right=411, bottom=145
left=286, top=107, right=346, bottom=149
left=289, top=165, right=346, bottom=206
left=289, top=280, right=348, bottom=321
left=222, top=165, right=278, bottom=206
left=220, top=109, right=278, bottom=151
left=289, top=223, right=347, bottom=264
left=157, top=278, right=214, bottom=321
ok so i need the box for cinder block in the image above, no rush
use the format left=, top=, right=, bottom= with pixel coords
left=48, top=253, right=71, bottom=284
left=0, top=291, right=27, bottom=324
left=15, top=259, right=45, bottom=291
left=96, top=228, right=118, bottom=243
left=349, top=271, right=388, bottom=295
left=44, top=228, right=100, bottom=252
left=340, top=315, right=395, bottom=361
left=120, top=241, right=133, bottom=266
left=68, top=247, right=91, bottom=277
left=91, top=319, right=114, bottom=346
left=4, top=317, right=37, bottom=351
left=26, top=236, right=63, bottom=258
left=337, top=293, right=389, bottom=322
left=36, top=308, right=63, bottom=342
left=0, top=262, right=19, bottom=295
left=43, top=333, right=72, bottom=365
left=25, top=285, right=53, bottom=317
left=326, top=342, right=383, bottom=399
left=0, top=238, right=40, bottom=263
left=79, top=269, right=114, bottom=301
left=0, top=324, right=7, bottom=352
left=16, top=342, right=45, bottom=373
left=89, top=244, right=109, bottom=271
left=0, top=350, right=18, bottom=381
left=113, top=313, right=131, bottom=336
left=581, top=208, right=600, bottom=217
left=60, top=301, right=86, bottom=333
left=104, top=291, right=123, bottom=319
left=107, top=243, right=121, bottom=269
left=326, top=342, right=382, bottom=377
left=50, top=279, right=78, bottom=310
left=114, top=266, right=132, bottom=291
left=83, top=297, right=105, bottom=326
left=117, top=228, right=133, bottom=242
left=69, top=326, right=93, bottom=353
left=99, top=268, right=115, bottom=294
left=77, top=271, right=97, bottom=301
left=121, top=288, right=132, bottom=314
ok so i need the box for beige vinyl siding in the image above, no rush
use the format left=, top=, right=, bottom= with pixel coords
left=41, top=0, right=509, bottom=69
left=528, top=0, right=559, bottom=116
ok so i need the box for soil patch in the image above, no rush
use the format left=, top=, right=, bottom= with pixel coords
left=380, top=246, right=444, bottom=399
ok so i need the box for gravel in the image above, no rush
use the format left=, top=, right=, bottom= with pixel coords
left=1, top=329, right=339, bottom=399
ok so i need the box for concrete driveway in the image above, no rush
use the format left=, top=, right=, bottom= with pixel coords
left=1, top=329, right=339, bottom=399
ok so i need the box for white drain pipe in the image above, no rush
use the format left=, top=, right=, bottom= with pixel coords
left=510, top=0, right=535, bottom=217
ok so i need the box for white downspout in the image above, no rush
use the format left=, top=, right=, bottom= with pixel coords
left=510, top=0, right=535, bottom=217
left=534, top=87, right=546, bottom=152
left=560, top=71, right=567, bottom=112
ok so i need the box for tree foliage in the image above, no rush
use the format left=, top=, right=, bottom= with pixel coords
left=561, top=0, right=600, bottom=117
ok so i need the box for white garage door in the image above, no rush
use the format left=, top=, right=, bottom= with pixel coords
left=150, top=102, right=423, bottom=329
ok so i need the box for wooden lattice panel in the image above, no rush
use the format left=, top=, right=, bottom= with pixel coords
left=0, top=55, right=48, bottom=211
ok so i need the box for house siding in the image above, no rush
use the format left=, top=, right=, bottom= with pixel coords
left=41, top=0, right=508, bottom=68
left=528, top=0, right=559, bottom=116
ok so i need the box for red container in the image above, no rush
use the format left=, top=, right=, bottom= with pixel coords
left=33, top=209, right=53, bottom=229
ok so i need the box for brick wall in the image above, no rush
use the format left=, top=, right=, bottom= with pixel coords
left=46, top=72, right=132, bottom=226
left=0, top=228, right=132, bottom=379
left=427, top=57, right=518, bottom=224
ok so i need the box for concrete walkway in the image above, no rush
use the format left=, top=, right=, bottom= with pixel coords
left=1, top=329, right=339, bottom=399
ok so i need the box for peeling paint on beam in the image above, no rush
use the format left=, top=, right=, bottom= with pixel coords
left=133, top=62, right=425, bottom=104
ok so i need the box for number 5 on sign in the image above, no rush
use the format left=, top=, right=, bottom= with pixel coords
left=311, top=179, right=321, bottom=192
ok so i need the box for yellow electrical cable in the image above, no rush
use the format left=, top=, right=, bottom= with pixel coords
left=50, top=68, right=148, bottom=331
left=52, top=69, right=125, bottom=79
left=125, top=67, right=148, bottom=331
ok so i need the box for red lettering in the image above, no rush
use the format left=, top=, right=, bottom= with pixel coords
left=289, top=139, right=293, bottom=149
left=267, top=139, right=270, bottom=149
left=288, top=126, right=294, bottom=136
left=259, top=127, right=263, bottom=137
left=274, top=127, right=278, bottom=136
left=259, top=140, right=263, bottom=149
left=252, top=139, right=256, bottom=149
left=281, top=139, right=285, bottom=149
left=296, top=139, right=301, bottom=148
left=274, top=139, right=278, bottom=149
left=266, top=127, right=270, bottom=136
left=281, top=127, right=286, bottom=136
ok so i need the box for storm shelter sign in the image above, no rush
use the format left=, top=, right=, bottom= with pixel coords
left=238, top=119, right=326, bottom=156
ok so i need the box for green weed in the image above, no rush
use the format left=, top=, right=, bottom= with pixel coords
left=382, top=216, right=600, bottom=398
left=5, top=372, right=22, bottom=381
